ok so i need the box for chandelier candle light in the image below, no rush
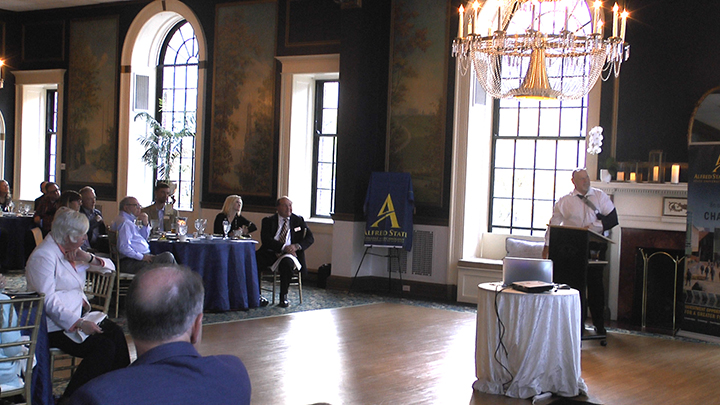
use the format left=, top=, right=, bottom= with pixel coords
left=452, top=0, right=630, bottom=100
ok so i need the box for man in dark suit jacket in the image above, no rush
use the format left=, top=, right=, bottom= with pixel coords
left=69, top=265, right=251, bottom=405
left=257, top=196, right=314, bottom=307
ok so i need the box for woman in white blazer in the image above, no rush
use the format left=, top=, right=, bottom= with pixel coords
left=26, top=208, right=130, bottom=403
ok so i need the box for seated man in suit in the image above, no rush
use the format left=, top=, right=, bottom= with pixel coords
left=256, top=197, right=314, bottom=308
left=34, top=182, right=61, bottom=236
left=79, top=186, right=108, bottom=253
left=110, top=196, right=175, bottom=274
left=33, top=181, right=48, bottom=211
left=141, top=182, right=177, bottom=233
left=70, top=264, right=252, bottom=405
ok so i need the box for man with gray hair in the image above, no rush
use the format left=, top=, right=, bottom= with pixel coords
left=70, top=265, right=251, bottom=404
left=110, top=196, right=175, bottom=273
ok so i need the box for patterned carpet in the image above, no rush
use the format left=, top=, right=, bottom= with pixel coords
left=5, top=271, right=477, bottom=331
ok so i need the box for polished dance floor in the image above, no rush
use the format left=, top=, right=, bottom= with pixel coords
left=196, top=302, right=720, bottom=405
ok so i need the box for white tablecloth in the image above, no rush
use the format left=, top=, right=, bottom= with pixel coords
left=473, top=282, right=587, bottom=399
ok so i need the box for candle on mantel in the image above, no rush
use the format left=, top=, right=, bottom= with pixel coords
left=458, top=5, right=464, bottom=38
left=617, top=172, right=625, bottom=181
left=671, top=164, right=680, bottom=184
left=653, top=166, right=659, bottom=182
left=629, top=172, right=636, bottom=182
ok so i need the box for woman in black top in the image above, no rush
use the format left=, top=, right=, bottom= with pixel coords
left=213, top=195, right=257, bottom=236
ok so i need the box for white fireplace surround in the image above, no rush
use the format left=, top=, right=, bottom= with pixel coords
left=590, top=181, right=687, bottom=320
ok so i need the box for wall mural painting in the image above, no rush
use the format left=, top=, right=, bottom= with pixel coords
left=209, top=0, right=277, bottom=197
left=66, top=16, right=118, bottom=189
left=388, top=0, right=449, bottom=207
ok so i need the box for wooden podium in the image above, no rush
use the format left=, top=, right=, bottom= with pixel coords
left=548, top=225, right=612, bottom=343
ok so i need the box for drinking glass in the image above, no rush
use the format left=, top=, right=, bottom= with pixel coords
left=222, top=219, right=231, bottom=239
left=194, top=218, right=207, bottom=236
left=150, top=219, right=160, bottom=235
left=177, top=217, right=188, bottom=236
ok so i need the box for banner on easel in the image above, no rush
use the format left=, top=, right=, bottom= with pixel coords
left=363, top=172, right=414, bottom=251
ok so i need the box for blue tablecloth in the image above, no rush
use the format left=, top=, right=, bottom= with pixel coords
left=149, top=239, right=260, bottom=311
left=0, top=215, right=36, bottom=270
left=12, top=297, right=52, bottom=405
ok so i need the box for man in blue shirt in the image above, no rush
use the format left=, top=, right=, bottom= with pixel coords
left=110, top=196, right=175, bottom=273
left=70, top=264, right=251, bottom=405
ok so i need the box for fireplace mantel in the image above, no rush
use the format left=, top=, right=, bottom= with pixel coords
left=593, top=181, right=687, bottom=232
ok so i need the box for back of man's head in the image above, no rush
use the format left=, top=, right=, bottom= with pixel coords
left=126, top=264, right=204, bottom=342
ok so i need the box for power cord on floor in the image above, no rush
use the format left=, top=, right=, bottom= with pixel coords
left=493, top=284, right=514, bottom=393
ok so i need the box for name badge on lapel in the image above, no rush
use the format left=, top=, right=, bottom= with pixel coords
left=294, top=227, right=301, bottom=232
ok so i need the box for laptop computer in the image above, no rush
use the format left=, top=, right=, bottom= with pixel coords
left=502, top=257, right=554, bottom=292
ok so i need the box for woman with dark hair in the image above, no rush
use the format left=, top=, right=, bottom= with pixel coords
left=213, top=195, right=257, bottom=237
left=26, top=207, right=130, bottom=403
left=58, top=190, right=82, bottom=212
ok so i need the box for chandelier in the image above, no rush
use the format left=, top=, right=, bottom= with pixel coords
left=452, top=0, right=630, bottom=101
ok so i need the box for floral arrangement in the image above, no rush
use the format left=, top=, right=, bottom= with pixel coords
left=586, top=126, right=603, bottom=155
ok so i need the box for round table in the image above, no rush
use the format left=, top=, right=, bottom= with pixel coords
left=149, top=238, right=260, bottom=311
left=473, top=282, right=587, bottom=399
left=0, top=215, right=36, bottom=270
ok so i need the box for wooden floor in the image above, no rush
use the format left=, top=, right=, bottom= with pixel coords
left=192, top=303, right=720, bottom=405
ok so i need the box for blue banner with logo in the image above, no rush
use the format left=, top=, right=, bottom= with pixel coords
left=363, top=172, right=414, bottom=251
left=684, top=144, right=720, bottom=337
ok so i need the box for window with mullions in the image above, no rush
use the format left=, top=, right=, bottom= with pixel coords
left=490, top=97, right=587, bottom=236
left=156, top=20, right=198, bottom=210
left=312, top=80, right=339, bottom=218
left=46, top=89, right=58, bottom=183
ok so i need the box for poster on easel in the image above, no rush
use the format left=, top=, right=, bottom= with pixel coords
left=363, top=172, right=414, bottom=251
left=684, top=144, right=720, bottom=337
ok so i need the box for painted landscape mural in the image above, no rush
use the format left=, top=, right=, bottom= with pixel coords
left=209, top=1, right=277, bottom=197
left=66, top=17, right=118, bottom=186
left=388, top=0, right=448, bottom=206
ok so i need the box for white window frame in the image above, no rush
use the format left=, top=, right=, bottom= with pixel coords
left=277, top=54, right=340, bottom=220
left=12, top=69, right=65, bottom=202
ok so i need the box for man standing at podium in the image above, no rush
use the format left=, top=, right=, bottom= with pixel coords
left=542, top=168, right=619, bottom=335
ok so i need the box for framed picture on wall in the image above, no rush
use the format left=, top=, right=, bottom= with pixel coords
left=206, top=0, right=278, bottom=202
left=386, top=0, right=450, bottom=207
left=63, top=16, right=119, bottom=199
left=663, top=197, right=688, bottom=217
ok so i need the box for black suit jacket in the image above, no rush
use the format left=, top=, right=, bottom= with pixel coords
left=257, top=213, right=314, bottom=274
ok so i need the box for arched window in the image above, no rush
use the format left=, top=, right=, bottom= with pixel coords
left=156, top=20, right=198, bottom=210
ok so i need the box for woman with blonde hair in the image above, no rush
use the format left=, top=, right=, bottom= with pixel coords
left=213, top=195, right=257, bottom=237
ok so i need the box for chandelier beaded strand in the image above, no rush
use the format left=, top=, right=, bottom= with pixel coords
left=452, top=0, right=630, bottom=101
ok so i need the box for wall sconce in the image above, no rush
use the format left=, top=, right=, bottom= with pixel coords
left=0, top=60, right=4, bottom=89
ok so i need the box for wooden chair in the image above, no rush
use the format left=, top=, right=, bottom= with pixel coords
left=0, top=293, right=44, bottom=405
left=107, top=230, right=135, bottom=318
left=260, top=265, right=303, bottom=305
left=50, top=270, right=116, bottom=385
left=84, top=270, right=115, bottom=315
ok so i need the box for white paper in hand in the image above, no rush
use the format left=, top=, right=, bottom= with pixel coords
left=63, top=311, right=108, bottom=343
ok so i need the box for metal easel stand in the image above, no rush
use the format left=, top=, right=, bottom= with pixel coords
left=639, top=248, right=685, bottom=336
left=350, top=245, right=403, bottom=297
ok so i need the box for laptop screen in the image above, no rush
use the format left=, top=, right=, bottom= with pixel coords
left=502, top=257, right=553, bottom=286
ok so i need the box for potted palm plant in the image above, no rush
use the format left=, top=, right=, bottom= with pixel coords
left=134, top=111, right=195, bottom=182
